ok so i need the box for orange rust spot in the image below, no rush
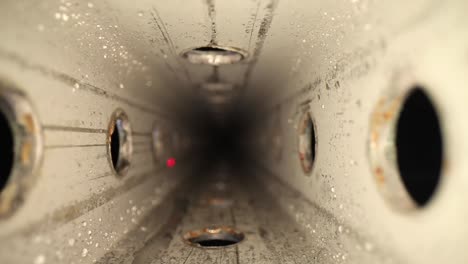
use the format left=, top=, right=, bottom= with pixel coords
left=375, top=167, right=385, bottom=184
left=21, top=142, right=32, bottom=165
left=371, top=131, right=379, bottom=143
left=187, top=230, right=200, bottom=238
left=23, top=114, right=35, bottom=133
left=205, top=227, right=222, bottom=234
left=383, top=111, right=393, bottom=121
left=107, top=120, right=116, bottom=141
left=298, top=153, right=305, bottom=160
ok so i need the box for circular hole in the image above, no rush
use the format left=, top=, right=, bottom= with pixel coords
left=182, top=46, right=246, bottom=65
left=298, top=112, right=316, bottom=173
left=107, top=109, right=132, bottom=177
left=0, top=107, right=14, bottom=192
left=0, top=85, right=42, bottom=217
left=183, top=227, right=244, bottom=248
left=395, top=88, right=443, bottom=206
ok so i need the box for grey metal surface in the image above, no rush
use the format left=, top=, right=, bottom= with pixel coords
left=0, top=0, right=467, bottom=263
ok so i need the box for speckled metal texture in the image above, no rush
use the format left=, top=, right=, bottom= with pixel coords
left=0, top=0, right=467, bottom=263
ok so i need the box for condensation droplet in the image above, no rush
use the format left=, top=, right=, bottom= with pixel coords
left=364, top=242, right=374, bottom=251
left=34, top=255, right=46, bottom=264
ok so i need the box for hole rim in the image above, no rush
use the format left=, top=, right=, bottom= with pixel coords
left=181, top=45, right=247, bottom=66
left=369, top=85, right=444, bottom=211
left=107, top=109, right=133, bottom=177
left=183, top=226, right=245, bottom=249
left=297, top=112, right=317, bottom=174
left=0, top=84, right=43, bottom=218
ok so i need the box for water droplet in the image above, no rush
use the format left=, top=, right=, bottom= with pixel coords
left=87, top=2, right=94, bottom=8
left=119, top=83, right=124, bottom=89
left=34, top=255, right=46, bottom=264
left=81, top=248, right=88, bottom=257
left=62, top=14, right=69, bottom=22
left=137, top=11, right=143, bottom=17
left=364, top=242, right=374, bottom=251
left=37, top=24, right=45, bottom=32
left=68, top=238, right=75, bottom=246
left=338, top=225, right=343, bottom=233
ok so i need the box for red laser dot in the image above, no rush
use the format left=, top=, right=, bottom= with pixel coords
left=166, top=158, right=176, bottom=168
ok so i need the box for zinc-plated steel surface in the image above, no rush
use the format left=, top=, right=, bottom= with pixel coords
left=0, top=0, right=467, bottom=263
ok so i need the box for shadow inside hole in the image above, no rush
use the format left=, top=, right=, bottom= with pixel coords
left=298, top=113, right=316, bottom=173
left=188, top=233, right=243, bottom=248
left=110, top=121, right=120, bottom=169
left=0, top=109, right=13, bottom=192
left=396, top=87, right=443, bottom=206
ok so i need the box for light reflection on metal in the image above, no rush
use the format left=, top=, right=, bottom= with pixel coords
left=182, top=46, right=247, bottom=66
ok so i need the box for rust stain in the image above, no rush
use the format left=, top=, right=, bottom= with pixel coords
left=375, top=167, right=385, bottom=185
left=205, top=227, right=222, bottom=234
left=0, top=183, right=19, bottom=217
left=23, top=114, right=35, bottom=133
left=21, top=142, right=32, bottom=165
left=382, top=111, right=393, bottom=121
left=371, top=130, right=379, bottom=145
